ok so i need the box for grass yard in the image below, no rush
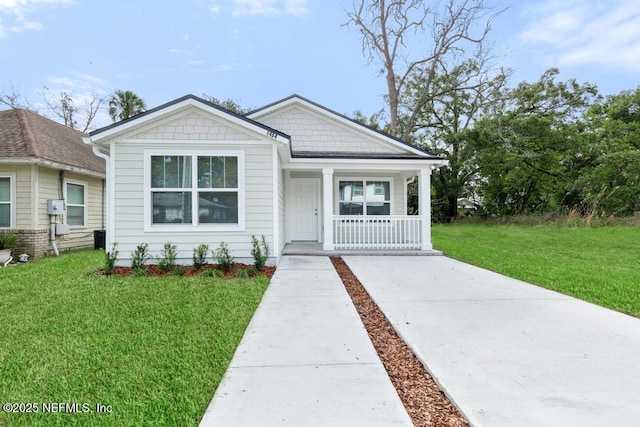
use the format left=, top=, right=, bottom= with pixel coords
left=0, top=250, right=268, bottom=427
left=432, top=223, right=640, bottom=317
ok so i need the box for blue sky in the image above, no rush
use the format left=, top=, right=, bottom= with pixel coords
left=1, top=0, right=639, bottom=129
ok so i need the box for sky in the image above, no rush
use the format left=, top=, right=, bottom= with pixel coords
left=1, top=0, right=639, bottom=130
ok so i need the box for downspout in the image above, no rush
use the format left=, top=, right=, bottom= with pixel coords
left=50, top=214, right=59, bottom=256
left=91, top=145, right=111, bottom=247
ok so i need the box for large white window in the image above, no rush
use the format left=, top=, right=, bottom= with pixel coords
left=146, top=151, right=244, bottom=230
left=65, top=181, right=87, bottom=227
left=338, top=179, right=391, bottom=215
left=0, top=176, right=12, bottom=228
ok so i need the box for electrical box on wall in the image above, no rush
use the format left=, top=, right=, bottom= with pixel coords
left=55, top=224, right=70, bottom=235
left=47, top=199, right=66, bottom=215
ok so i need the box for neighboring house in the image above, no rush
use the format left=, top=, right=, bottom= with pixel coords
left=457, top=197, right=480, bottom=217
left=83, top=95, right=446, bottom=265
left=0, top=109, right=106, bottom=259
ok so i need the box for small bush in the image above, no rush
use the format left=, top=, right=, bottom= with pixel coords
left=193, top=243, right=209, bottom=269
left=104, top=243, right=118, bottom=276
left=131, top=243, right=150, bottom=269
left=199, top=268, right=222, bottom=278
left=157, top=242, right=177, bottom=272
left=251, top=235, right=270, bottom=270
left=213, top=242, right=234, bottom=272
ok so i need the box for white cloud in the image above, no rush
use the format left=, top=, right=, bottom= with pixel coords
left=518, top=0, right=640, bottom=73
left=232, top=0, right=308, bottom=17
left=46, top=74, right=106, bottom=94
left=0, top=0, right=73, bottom=36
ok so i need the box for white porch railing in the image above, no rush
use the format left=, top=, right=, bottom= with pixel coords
left=332, top=215, right=422, bottom=250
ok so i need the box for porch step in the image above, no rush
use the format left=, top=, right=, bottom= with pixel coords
left=282, top=243, right=443, bottom=256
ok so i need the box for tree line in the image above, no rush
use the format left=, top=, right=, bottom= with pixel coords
left=347, top=0, right=640, bottom=220
left=0, top=87, right=148, bottom=131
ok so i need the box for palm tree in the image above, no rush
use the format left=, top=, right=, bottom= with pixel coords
left=108, top=90, right=146, bottom=122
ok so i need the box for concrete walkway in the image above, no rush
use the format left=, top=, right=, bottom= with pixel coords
left=199, top=256, right=412, bottom=426
left=344, top=256, right=640, bottom=427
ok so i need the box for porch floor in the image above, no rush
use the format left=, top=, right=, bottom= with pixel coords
left=282, top=242, right=443, bottom=256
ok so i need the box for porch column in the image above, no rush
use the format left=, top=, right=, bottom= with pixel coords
left=322, top=167, right=334, bottom=250
left=419, top=168, right=433, bottom=251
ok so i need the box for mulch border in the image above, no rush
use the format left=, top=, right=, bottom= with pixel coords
left=330, top=256, right=468, bottom=427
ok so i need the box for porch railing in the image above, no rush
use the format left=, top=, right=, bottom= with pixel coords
left=332, top=215, right=422, bottom=250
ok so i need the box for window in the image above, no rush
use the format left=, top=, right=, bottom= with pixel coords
left=147, top=152, right=243, bottom=228
left=0, top=176, right=11, bottom=228
left=339, top=179, right=391, bottom=215
left=65, top=181, right=86, bottom=227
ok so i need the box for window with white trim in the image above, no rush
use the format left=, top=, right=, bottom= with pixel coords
left=149, top=154, right=242, bottom=226
left=65, top=181, right=86, bottom=227
left=338, top=180, right=391, bottom=215
left=0, top=176, right=11, bottom=228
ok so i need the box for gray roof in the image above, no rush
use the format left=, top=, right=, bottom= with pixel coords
left=0, top=108, right=105, bottom=174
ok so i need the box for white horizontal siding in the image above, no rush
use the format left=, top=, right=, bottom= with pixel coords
left=112, top=140, right=275, bottom=264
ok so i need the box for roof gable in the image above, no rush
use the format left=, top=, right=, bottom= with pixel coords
left=128, top=109, right=261, bottom=141
left=247, top=95, right=440, bottom=159
left=88, top=95, right=290, bottom=145
left=0, top=108, right=105, bottom=174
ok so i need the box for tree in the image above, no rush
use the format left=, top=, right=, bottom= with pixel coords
left=345, top=0, right=498, bottom=140
left=1, top=84, right=37, bottom=111
left=201, top=94, right=251, bottom=115
left=108, top=90, right=146, bottom=122
left=351, top=109, right=386, bottom=131
left=406, top=59, right=510, bottom=220
left=472, top=69, right=600, bottom=215
left=40, top=88, right=104, bottom=133
left=574, top=88, right=640, bottom=215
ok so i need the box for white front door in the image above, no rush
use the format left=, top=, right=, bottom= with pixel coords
left=289, top=178, right=319, bottom=241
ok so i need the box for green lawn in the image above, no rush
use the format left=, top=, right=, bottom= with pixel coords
left=433, top=223, right=640, bottom=317
left=0, top=250, right=268, bottom=427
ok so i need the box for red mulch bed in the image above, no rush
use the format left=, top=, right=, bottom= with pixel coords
left=97, top=263, right=276, bottom=279
left=330, top=256, right=468, bottom=427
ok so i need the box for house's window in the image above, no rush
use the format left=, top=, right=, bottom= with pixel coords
left=0, top=177, right=11, bottom=228
left=339, top=180, right=391, bottom=215
left=197, top=156, right=239, bottom=224
left=149, top=154, right=241, bottom=226
left=65, top=181, right=86, bottom=227
left=151, top=155, right=192, bottom=224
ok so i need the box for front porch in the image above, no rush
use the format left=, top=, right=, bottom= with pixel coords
left=285, top=167, right=436, bottom=252
left=282, top=242, right=443, bottom=256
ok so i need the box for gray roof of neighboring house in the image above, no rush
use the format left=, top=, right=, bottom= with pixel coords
left=0, top=108, right=105, bottom=174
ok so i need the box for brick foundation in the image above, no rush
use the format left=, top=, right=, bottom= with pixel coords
left=13, top=229, right=51, bottom=260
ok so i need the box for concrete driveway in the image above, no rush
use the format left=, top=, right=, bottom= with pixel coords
left=199, top=256, right=411, bottom=426
left=344, top=256, right=640, bottom=427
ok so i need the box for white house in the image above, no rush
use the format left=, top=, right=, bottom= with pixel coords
left=83, top=94, right=446, bottom=265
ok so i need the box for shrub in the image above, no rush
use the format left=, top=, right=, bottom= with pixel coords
left=213, top=242, right=234, bottom=272
left=0, top=230, right=20, bottom=250
left=193, top=243, right=209, bottom=269
left=131, top=243, right=150, bottom=270
left=104, top=243, right=118, bottom=276
left=250, top=235, right=270, bottom=270
left=157, top=242, right=177, bottom=272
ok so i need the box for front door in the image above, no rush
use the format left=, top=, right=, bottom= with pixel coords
left=289, top=178, right=319, bottom=241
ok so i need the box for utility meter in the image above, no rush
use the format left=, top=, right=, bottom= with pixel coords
left=47, top=199, right=66, bottom=215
